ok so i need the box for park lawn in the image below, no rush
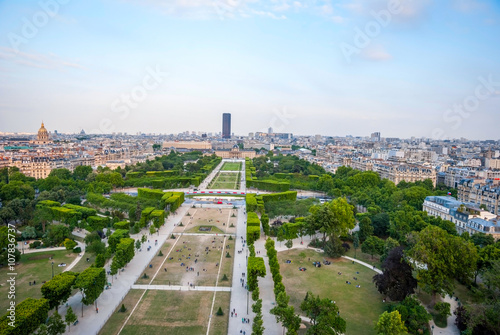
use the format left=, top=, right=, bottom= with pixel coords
left=344, top=242, right=382, bottom=269
left=278, top=249, right=385, bottom=335
left=221, top=162, right=241, bottom=171
left=217, top=239, right=235, bottom=287
left=99, top=288, right=145, bottom=335
left=208, top=292, right=231, bottom=335
left=70, top=253, right=96, bottom=274
left=119, top=290, right=214, bottom=335
left=209, top=172, right=240, bottom=189
left=186, top=226, right=225, bottom=234
left=152, top=235, right=226, bottom=286
left=135, top=242, right=173, bottom=285
left=0, top=249, right=77, bottom=312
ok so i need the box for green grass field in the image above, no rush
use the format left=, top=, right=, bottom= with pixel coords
left=278, top=249, right=387, bottom=335
left=208, top=172, right=240, bottom=189
left=220, top=162, right=241, bottom=171
left=0, top=249, right=78, bottom=312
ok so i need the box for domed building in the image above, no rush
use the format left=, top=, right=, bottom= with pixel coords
left=33, top=122, right=52, bottom=145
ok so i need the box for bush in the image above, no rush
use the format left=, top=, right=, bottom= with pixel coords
left=221, top=274, right=228, bottom=281
left=119, top=304, right=127, bottom=313
left=142, top=273, right=149, bottom=279
left=228, top=235, right=233, bottom=240
left=226, top=252, right=231, bottom=258
left=171, top=234, right=176, bottom=239
left=158, top=250, right=163, bottom=257
left=73, top=247, right=81, bottom=253
left=30, top=241, right=42, bottom=249
left=216, top=307, right=223, bottom=316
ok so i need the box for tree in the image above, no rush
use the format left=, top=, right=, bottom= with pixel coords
left=22, top=226, right=38, bottom=240
left=358, top=216, right=374, bottom=242
left=373, top=247, right=417, bottom=301
left=74, top=267, right=106, bottom=316
left=64, top=306, right=77, bottom=331
left=306, top=198, right=355, bottom=254
left=434, top=302, right=451, bottom=319
left=300, top=292, right=346, bottom=335
left=271, top=291, right=301, bottom=335
left=393, top=296, right=431, bottom=334
left=41, top=272, right=78, bottom=311
left=410, top=225, right=478, bottom=304
left=64, top=239, right=77, bottom=251
left=361, top=236, right=385, bottom=259
left=353, top=232, right=360, bottom=258
left=95, top=254, right=105, bottom=267
left=285, top=239, right=293, bottom=249
left=46, top=311, right=66, bottom=335
left=375, top=311, right=408, bottom=335
left=73, top=165, right=93, bottom=181
left=135, top=239, right=141, bottom=250
left=371, top=213, right=390, bottom=237
left=46, top=225, right=70, bottom=246
left=86, top=240, right=106, bottom=255
left=381, top=237, right=400, bottom=262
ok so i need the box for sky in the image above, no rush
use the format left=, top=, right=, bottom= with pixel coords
left=0, top=0, right=499, bottom=140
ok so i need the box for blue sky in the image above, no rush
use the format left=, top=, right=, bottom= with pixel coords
left=0, top=0, right=499, bottom=139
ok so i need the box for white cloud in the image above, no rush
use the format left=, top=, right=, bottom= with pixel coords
left=452, top=0, right=487, bottom=13
left=361, top=45, right=392, bottom=61
left=0, top=47, right=84, bottom=70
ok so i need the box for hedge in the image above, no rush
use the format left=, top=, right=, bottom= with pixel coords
left=246, top=194, right=258, bottom=212
left=150, top=210, right=165, bottom=227
left=261, top=191, right=297, bottom=203
left=261, top=214, right=270, bottom=236
left=137, top=188, right=165, bottom=201
left=116, top=237, right=135, bottom=264
left=140, top=207, right=156, bottom=227
left=247, top=226, right=261, bottom=245
left=163, top=192, right=184, bottom=212
left=87, top=216, right=108, bottom=232
left=63, top=204, right=97, bottom=219
left=113, top=221, right=130, bottom=230
left=0, top=298, right=50, bottom=335
left=51, top=207, right=81, bottom=222
left=247, top=212, right=260, bottom=227
left=108, top=229, right=130, bottom=253
left=248, top=179, right=290, bottom=192
left=36, top=200, right=61, bottom=208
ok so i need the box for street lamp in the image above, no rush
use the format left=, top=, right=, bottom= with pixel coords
left=51, top=261, right=54, bottom=279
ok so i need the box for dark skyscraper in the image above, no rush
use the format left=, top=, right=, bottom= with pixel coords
left=222, top=113, right=231, bottom=139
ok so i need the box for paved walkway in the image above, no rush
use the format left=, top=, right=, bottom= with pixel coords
left=59, top=204, right=189, bottom=335
left=63, top=241, right=86, bottom=272
left=227, top=206, right=254, bottom=335
left=428, top=295, right=460, bottom=335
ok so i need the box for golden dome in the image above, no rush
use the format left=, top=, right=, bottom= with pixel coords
left=37, top=122, right=49, bottom=141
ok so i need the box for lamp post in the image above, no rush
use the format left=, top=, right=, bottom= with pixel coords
left=51, top=261, right=54, bottom=279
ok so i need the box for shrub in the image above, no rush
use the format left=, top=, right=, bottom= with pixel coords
left=73, top=247, right=81, bottom=253
left=226, top=252, right=231, bottom=258
left=158, top=250, right=163, bottom=257
left=222, top=274, right=228, bottom=281
left=216, top=307, right=223, bottom=316
left=119, top=304, right=127, bottom=313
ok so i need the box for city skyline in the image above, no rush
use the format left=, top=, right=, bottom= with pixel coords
left=0, top=0, right=499, bottom=139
